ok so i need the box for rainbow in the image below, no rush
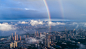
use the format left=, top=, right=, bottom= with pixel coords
left=43, top=0, right=64, bottom=32
left=58, top=0, right=64, bottom=19
left=43, top=0, right=51, bottom=32
left=43, top=0, right=64, bottom=19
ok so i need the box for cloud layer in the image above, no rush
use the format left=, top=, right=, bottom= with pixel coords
left=0, top=23, right=16, bottom=31
left=30, top=20, right=44, bottom=26
left=48, top=21, right=65, bottom=26
left=18, top=21, right=28, bottom=24
left=1, top=19, right=86, bottom=36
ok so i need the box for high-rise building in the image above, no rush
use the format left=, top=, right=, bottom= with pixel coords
left=17, top=34, right=18, bottom=41
left=40, top=32, right=41, bottom=37
left=47, top=35, right=51, bottom=48
left=10, top=42, right=13, bottom=48
left=35, top=32, right=36, bottom=36
left=37, top=31, right=39, bottom=37
left=47, top=39, right=50, bottom=48
left=15, top=32, right=16, bottom=41
left=20, top=36, right=21, bottom=40
left=12, top=33, right=13, bottom=40
left=10, top=41, right=18, bottom=49
left=45, top=38, right=47, bottom=46
left=14, top=41, right=17, bottom=47
left=13, top=37, right=14, bottom=40
left=13, top=43, right=15, bottom=48
left=27, top=35, right=29, bottom=38
left=25, top=35, right=26, bottom=39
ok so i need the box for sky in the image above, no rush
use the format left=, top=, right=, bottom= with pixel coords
left=0, top=0, right=86, bottom=20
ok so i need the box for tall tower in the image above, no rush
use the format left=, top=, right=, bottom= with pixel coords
left=12, top=33, right=13, bottom=38
left=40, top=32, right=41, bottom=37
left=45, top=38, right=46, bottom=46
left=15, top=32, right=16, bottom=41
left=17, top=34, right=18, bottom=41
left=12, top=33, right=13, bottom=40
left=14, top=43, right=15, bottom=48
left=47, top=39, right=50, bottom=48
left=10, top=42, right=13, bottom=48
left=47, top=35, right=50, bottom=48
left=35, top=32, right=36, bottom=36
left=40, top=32, right=41, bottom=35
left=20, top=36, right=21, bottom=40
left=15, top=41, right=17, bottom=47
left=37, top=31, right=39, bottom=37
left=13, top=37, right=14, bottom=40
left=25, top=35, right=26, bottom=39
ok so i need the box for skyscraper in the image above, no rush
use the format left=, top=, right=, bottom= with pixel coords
left=47, top=35, right=50, bottom=48
left=15, top=32, right=16, bottom=41
left=47, top=39, right=50, bottom=48
left=25, top=35, right=26, bottom=39
left=12, top=33, right=13, bottom=40
left=35, top=32, right=36, bottom=36
left=20, top=36, right=21, bottom=40
left=13, top=37, right=14, bottom=40
left=40, top=32, right=41, bottom=37
left=37, top=31, right=39, bottom=37
left=15, top=41, right=17, bottom=47
left=10, top=42, right=13, bottom=48
left=27, top=35, right=29, bottom=38
left=17, top=34, right=18, bottom=41
left=13, top=43, right=15, bottom=48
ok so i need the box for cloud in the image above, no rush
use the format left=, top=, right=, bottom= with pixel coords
left=26, top=34, right=46, bottom=44
left=18, top=20, right=66, bottom=26
left=24, top=8, right=30, bottom=10
left=48, top=21, right=65, bottom=26
left=75, top=25, right=79, bottom=29
left=30, top=20, right=43, bottom=26
left=24, top=8, right=35, bottom=11
left=72, top=22, right=78, bottom=25
left=69, top=22, right=78, bottom=25
left=0, top=23, right=16, bottom=31
left=26, top=37, right=39, bottom=43
left=40, top=34, right=46, bottom=39
left=18, top=21, right=28, bottom=24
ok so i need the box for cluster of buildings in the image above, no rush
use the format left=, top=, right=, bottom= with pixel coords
left=0, top=28, right=86, bottom=49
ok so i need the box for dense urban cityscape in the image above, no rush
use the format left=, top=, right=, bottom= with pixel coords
left=0, top=27, right=86, bottom=49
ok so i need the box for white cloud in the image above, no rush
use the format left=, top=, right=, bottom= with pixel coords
left=72, top=22, right=78, bottom=25
left=69, top=22, right=78, bottom=25
left=26, top=37, right=39, bottom=43
left=40, top=34, right=46, bottom=39
left=30, top=20, right=43, bottom=26
left=30, top=20, right=65, bottom=26
left=0, top=23, right=16, bottom=31
left=48, top=21, right=65, bottom=26
left=24, top=8, right=29, bottom=10
left=75, top=25, right=79, bottom=29
left=56, top=22, right=65, bottom=25
left=18, top=21, right=28, bottom=24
